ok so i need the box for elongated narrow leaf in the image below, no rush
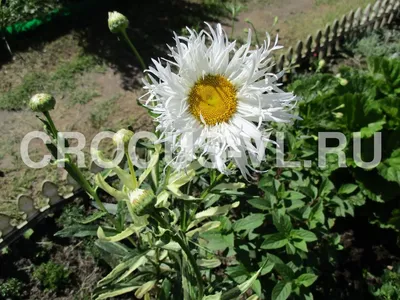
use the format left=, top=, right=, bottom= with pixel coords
left=95, top=286, right=139, bottom=300
left=186, top=221, right=221, bottom=237
left=221, top=264, right=264, bottom=300
left=95, top=240, right=131, bottom=257
left=117, top=255, right=149, bottom=283
left=202, top=292, right=222, bottom=300
left=97, top=225, right=135, bottom=242
left=135, top=280, right=157, bottom=299
left=197, top=258, right=221, bottom=269
left=195, top=202, right=240, bottom=219
left=78, top=211, right=107, bottom=224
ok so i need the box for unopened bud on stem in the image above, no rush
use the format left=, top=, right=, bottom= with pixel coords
left=29, top=93, right=56, bottom=112
left=108, top=11, right=129, bottom=34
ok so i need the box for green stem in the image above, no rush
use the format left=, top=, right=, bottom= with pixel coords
left=125, top=149, right=138, bottom=189
left=151, top=212, right=204, bottom=299
left=121, top=29, right=146, bottom=72
left=43, top=111, right=58, bottom=138
left=246, top=20, right=260, bottom=46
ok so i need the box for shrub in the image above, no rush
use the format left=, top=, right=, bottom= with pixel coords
left=33, top=261, right=70, bottom=292
left=0, top=278, right=23, bottom=299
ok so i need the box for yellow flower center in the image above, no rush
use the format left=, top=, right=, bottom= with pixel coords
left=188, top=74, right=237, bottom=126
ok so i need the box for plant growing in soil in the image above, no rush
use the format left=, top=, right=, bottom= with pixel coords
left=24, top=11, right=400, bottom=300
left=33, top=261, right=71, bottom=292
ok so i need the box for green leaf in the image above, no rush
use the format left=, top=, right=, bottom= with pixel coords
left=221, top=264, right=264, bottom=300
left=293, top=240, right=308, bottom=252
left=195, top=202, right=240, bottom=219
left=202, top=293, right=222, bottom=300
left=286, top=191, right=306, bottom=200
left=248, top=198, right=271, bottom=210
left=78, top=211, right=107, bottom=224
left=338, top=184, right=358, bottom=195
left=212, top=182, right=246, bottom=195
left=319, top=178, right=334, bottom=197
left=201, top=232, right=234, bottom=251
left=291, top=229, right=317, bottom=242
left=55, top=225, right=116, bottom=238
left=97, top=225, right=135, bottom=242
left=94, top=240, right=130, bottom=257
left=233, top=214, right=265, bottom=232
left=272, top=213, right=292, bottom=235
left=261, top=233, right=288, bottom=249
left=274, top=263, right=295, bottom=281
left=296, top=273, right=318, bottom=287
left=95, top=286, right=139, bottom=300
left=377, top=149, right=400, bottom=183
left=186, top=221, right=221, bottom=237
left=271, top=281, right=292, bottom=300
left=135, top=280, right=156, bottom=299
left=197, top=258, right=222, bottom=269
left=360, top=120, right=386, bottom=138
left=97, top=252, right=148, bottom=286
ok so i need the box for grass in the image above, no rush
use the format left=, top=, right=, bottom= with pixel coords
left=90, top=94, right=121, bottom=129
left=0, top=54, right=105, bottom=110
left=280, top=0, right=376, bottom=46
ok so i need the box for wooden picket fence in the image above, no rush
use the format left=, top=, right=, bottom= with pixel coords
left=273, top=0, right=400, bottom=75
left=0, top=0, right=400, bottom=250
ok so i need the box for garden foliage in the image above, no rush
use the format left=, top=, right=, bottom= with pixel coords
left=52, top=50, right=400, bottom=300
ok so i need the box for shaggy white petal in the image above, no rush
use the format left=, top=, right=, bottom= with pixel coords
left=141, top=23, right=298, bottom=177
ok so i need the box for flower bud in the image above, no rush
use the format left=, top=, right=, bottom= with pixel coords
left=318, top=59, right=326, bottom=70
left=29, top=93, right=56, bottom=112
left=339, top=78, right=348, bottom=86
left=108, top=11, right=129, bottom=34
left=129, top=189, right=156, bottom=216
left=113, top=129, right=134, bottom=149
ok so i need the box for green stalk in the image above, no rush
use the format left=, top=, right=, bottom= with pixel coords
left=125, top=149, right=138, bottom=189
left=120, top=29, right=146, bottom=72
left=151, top=212, right=204, bottom=299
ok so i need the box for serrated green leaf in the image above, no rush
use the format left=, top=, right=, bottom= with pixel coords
left=271, top=281, right=292, bottom=300
left=233, top=214, right=265, bottom=232
left=293, top=240, right=308, bottom=252
left=272, top=213, right=292, bottom=235
left=291, top=229, right=317, bottom=242
left=360, top=120, right=386, bottom=138
left=247, top=198, right=270, bottom=210
left=296, top=273, right=318, bottom=287
left=261, top=233, right=288, bottom=249
left=377, top=149, right=400, bottom=183
left=338, top=184, right=358, bottom=195
left=274, top=263, right=295, bottom=281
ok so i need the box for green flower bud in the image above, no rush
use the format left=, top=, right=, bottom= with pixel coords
left=318, top=59, right=326, bottom=69
left=29, top=93, right=56, bottom=112
left=113, top=129, right=134, bottom=149
left=339, top=78, right=348, bottom=86
left=129, top=189, right=156, bottom=216
left=108, top=11, right=129, bottom=34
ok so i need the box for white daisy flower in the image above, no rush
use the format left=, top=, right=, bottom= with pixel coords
left=141, top=23, right=298, bottom=178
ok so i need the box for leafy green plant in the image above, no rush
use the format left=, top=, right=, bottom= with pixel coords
left=0, top=278, right=24, bottom=299
left=33, top=261, right=71, bottom=292
left=365, top=265, right=400, bottom=299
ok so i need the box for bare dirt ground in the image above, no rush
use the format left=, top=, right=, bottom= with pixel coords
left=0, top=0, right=375, bottom=216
